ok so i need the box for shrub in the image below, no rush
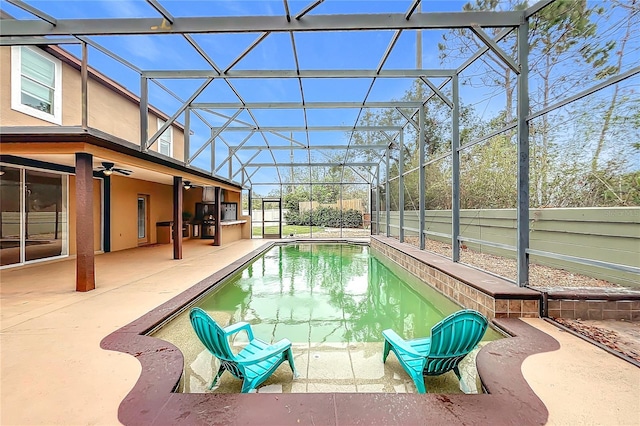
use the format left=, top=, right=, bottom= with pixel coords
left=285, top=207, right=363, bottom=228
left=342, top=209, right=363, bottom=228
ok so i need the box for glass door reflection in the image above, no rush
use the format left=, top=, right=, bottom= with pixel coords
left=24, top=170, right=65, bottom=262
left=0, top=166, right=22, bottom=266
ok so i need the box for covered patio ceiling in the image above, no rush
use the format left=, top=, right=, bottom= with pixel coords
left=0, top=0, right=550, bottom=189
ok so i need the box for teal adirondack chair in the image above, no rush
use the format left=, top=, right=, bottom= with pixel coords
left=382, top=309, right=488, bottom=394
left=189, top=307, right=297, bottom=393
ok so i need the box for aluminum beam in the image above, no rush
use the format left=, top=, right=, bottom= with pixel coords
left=224, top=32, right=270, bottom=73
left=139, top=76, right=148, bottom=151
left=420, top=77, right=453, bottom=108
left=146, top=78, right=213, bottom=150
left=188, top=109, right=242, bottom=163
left=385, top=148, right=391, bottom=237
left=526, top=249, right=640, bottom=275
left=418, top=106, right=425, bottom=250
left=517, top=20, right=530, bottom=287
left=376, top=165, right=381, bottom=234
left=76, top=36, right=142, bottom=73
left=142, top=69, right=456, bottom=78
left=216, top=130, right=255, bottom=173
left=398, top=130, right=404, bottom=243
left=252, top=181, right=369, bottom=186
left=456, top=28, right=512, bottom=75
left=247, top=162, right=377, bottom=167
left=458, top=122, right=517, bottom=152
left=0, top=12, right=523, bottom=37
left=0, top=37, right=79, bottom=45
left=4, top=0, right=57, bottom=25
left=451, top=75, right=460, bottom=261
left=395, top=108, right=420, bottom=130
left=219, top=126, right=402, bottom=132
left=81, top=41, right=88, bottom=130
left=525, top=0, right=557, bottom=18
left=183, top=34, right=222, bottom=74
left=405, top=0, right=422, bottom=20
left=283, top=0, right=291, bottom=22
left=470, top=25, right=520, bottom=74
left=295, top=0, right=325, bottom=20
left=184, top=108, right=190, bottom=165
left=528, top=66, right=640, bottom=121
left=232, top=151, right=261, bottom=179
left=192, top=102, right=425, bottom=109
left=236, top=144, right=388, bottom=150
left=146, top=0, right=174, bottom=24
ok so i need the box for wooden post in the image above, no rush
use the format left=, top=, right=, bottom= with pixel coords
left=75, top=152, right=95, bottom=292
left=173, top=176, right=183, bottom=259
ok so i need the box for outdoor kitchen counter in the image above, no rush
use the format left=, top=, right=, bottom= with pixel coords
left=220, top=218, right=251, bottom=245
left=220, top=220, right=247, bottom=226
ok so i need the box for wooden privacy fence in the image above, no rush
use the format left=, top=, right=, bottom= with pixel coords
left=299, top=199, right=363, bottom=213
left=378, top=207, right=639, bottom=287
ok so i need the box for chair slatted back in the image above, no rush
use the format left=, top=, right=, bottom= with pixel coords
left=190, top=307, right=236, bottom=362
left=424, top=310, right=488, bottom=375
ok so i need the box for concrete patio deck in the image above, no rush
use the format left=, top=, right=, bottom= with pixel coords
left=1, top=238, right=638, bottom=425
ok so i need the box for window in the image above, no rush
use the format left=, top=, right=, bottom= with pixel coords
left=11, top=46, right=62, bottom=125
left=137, top=196, right=146, bottom=239
left=157, top=118, right=173, bottom=157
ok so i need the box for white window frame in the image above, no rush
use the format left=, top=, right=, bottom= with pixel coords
left=10, top=46, right=63, bottom=125
left=157, top=118, right=173, bottom=157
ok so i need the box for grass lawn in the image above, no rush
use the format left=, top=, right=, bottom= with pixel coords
left=252, top=224, right=323, bottom=236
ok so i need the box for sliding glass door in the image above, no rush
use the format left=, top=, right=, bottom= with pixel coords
left=0, top=165, right=68, bottom=267
left=25, top=170, right=66, bottom=262
left=0, top=166, right=22, bottom=266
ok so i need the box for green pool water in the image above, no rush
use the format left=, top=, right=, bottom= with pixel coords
left=190, top=243, right=501, bottom=344
left=153, top=242, right=502, bottom=394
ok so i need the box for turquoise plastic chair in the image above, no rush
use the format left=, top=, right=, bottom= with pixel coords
left=382, top=309, right=488, bottom=394
left=189, top=307, right=297, bottom=393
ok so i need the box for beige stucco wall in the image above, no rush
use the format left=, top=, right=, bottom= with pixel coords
left=220, top=223, right=243, bottom=245
left=0, top=46, right=185, bottom=162
left=182, top=187, right=204, bottom=220
left=67, top=178, right=245, bottom=254
left=109, top=175, right=173, bottom=251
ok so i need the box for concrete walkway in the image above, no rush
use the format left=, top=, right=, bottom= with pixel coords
left=1, top=239, right=639, bottom=425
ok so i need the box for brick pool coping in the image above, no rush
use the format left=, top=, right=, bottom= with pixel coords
left=101, top=240, right=560, bottom=425
left=371, top=236, right=541, bottom=318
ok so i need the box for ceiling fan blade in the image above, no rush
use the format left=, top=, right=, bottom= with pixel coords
left=116, top=169, right=133, bottom=176
left=101, top=161, right=115, bottom=170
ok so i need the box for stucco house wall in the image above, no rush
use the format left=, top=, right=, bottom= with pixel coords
left=0, top=46, right=185, bottom=161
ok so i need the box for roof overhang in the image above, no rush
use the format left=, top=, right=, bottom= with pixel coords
left=0, top=126, right=242, bottom=190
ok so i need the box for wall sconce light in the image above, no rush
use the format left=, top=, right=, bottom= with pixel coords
left=183, top=181, right=192, bottom=190
left=0, top=169, right=5, bottom=176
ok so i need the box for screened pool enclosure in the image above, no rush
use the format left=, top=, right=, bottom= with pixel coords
left=1, top=0, right=638, bottom=288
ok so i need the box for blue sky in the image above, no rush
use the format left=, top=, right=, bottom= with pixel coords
left=3, top=0, right=477, bottom=186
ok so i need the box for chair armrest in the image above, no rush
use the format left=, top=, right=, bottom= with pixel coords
left=223, top=322, right=255, bottom=341
left=239, top=339, right=292, bottom=364
left=382, top=329, right=423, bottom=358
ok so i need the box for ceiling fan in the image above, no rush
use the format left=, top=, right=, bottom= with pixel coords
left=96, top=162, right=133, bottom=176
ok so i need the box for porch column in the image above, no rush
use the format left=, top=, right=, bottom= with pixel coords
left=75, top=152, right=95, bottom=292
left=173, top=176, right=183, bottom=259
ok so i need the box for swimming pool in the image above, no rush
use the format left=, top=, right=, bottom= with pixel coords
left=152, top=243, right=501, bottom=393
